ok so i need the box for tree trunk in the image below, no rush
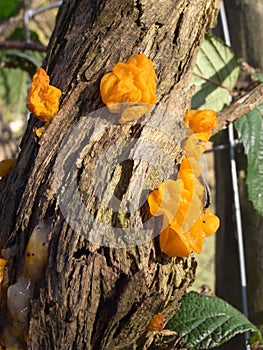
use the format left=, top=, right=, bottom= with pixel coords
left=215, top=1, right=263, bottom=348
left=0, top=1, right=219, bottom=349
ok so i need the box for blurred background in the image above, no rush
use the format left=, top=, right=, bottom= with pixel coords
left=0, top=0, right=60, bottom=160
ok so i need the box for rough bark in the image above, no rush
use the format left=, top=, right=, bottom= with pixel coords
left=215, top=1, right=263, bottom=348
left=0, top=1, right=219, bottom=349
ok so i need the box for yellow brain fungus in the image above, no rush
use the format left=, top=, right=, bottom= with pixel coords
left=183, top=109, right=218, bottom=142
left=23, top=222, right=49, bottom=283
left=34, top=125, right=47, bottom=139
left=146, top=313, right=164, bottom=332
left=1, top=223, right=49, bottom=348
left=27, top=67, right=62, bottom=123
left=147, top=109, right=220, bottom=257
left=100, top=53, right=157, bottom=123
left=7, top=277, right=33, bottom=340
left=0, top=159, right=16, bottom=179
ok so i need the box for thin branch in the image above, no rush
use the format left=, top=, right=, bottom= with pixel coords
left=0, top=40, right=46, bottom=52
left=193, top=71, right=233, bottom=93
left=215, top=83, right=263, bottom=133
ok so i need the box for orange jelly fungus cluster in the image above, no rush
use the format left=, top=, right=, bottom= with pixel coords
left=183, top=109, right=218, bottom=142
left=100, top=53, right=157, bottom=123
left=147, top=110, right=220, bottom=257
left=27, top=67, right=62, bottom=122
left=0, top=159, right=16, bottom=178
left=146, top=313, right=164, bottom=332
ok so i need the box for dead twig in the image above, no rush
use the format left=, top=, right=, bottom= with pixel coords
left=215, top=83, right=263, bottom=133
left=0, top=40, right=46, bottom=52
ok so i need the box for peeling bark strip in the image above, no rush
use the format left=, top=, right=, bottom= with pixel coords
left=0, top=0, right=218, bottom=349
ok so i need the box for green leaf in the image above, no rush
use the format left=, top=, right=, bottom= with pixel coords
left=235, top=104, right=263, bottom=216
left=6, top=51, right=44, bottom=71
left=0, top=45, right=44, bottom=77
left=165, top=291, right=262, bottom=349
left=0, top=66, right=27, bottom=115
left=190, top=33, right=240, bottom=112
left=251, top=71, right=263, bottom=83
left=0, top=0, right=20, bottom=21
left=0, top=52, right=27, bottom=116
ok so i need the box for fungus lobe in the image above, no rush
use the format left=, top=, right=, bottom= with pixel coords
left=100, top=53, right=157, bottom=123
left=27, top=67, right=62, bottom=122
